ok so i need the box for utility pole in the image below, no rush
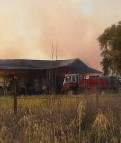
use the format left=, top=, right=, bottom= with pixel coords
left=52, top=41, right=54, bottom=94
left=54, top=43, right=58, bottom=94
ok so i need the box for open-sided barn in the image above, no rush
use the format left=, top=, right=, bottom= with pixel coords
left=0, top=58, right=101, bottom=95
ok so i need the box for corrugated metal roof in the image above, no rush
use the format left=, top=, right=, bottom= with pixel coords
left=0, top=58, right=101, bottom=73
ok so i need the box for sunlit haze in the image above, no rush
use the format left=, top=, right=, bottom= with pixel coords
left=0, top=0, right=121, bottom=70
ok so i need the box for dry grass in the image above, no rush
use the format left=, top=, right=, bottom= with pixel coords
left=0, top=94, right=121, bottom=143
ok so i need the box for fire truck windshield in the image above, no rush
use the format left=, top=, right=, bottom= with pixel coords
left=64, top=75, right=77, bottom=83
left=65, top=76, right=71, bottom=82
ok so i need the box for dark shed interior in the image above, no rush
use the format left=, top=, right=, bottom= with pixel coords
left=0, top=58, right=101, bottom=95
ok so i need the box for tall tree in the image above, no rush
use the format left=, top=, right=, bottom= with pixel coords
left=98, top=21, right=121, bottom=75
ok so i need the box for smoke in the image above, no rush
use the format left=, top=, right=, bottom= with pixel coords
left=0, top=0, right=121, bottom=70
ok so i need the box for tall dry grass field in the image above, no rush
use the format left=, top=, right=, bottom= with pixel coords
left=0, top=94, right=121, bottom=143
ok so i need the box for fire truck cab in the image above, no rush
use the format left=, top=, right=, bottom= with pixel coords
left=62, top=74, right=81, bottom=94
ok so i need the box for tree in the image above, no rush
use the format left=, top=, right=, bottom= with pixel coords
left=98, top=21, right=121, bottom=75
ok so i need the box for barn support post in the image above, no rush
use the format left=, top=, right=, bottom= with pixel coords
left=85, top=73, right=87, bottom=93
left=96, top=79, right=100, bottom=110
left=13, top=76, right=17, bottom=115
left=83, top=74, right=86, bottom=93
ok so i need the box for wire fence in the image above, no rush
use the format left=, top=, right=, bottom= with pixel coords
left=0, top=92, right=121, bottom=115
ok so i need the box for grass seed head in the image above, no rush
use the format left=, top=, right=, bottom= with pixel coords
left=93, top=112, right=109, bottom=131
left=77, top=101, right=85, bottom=118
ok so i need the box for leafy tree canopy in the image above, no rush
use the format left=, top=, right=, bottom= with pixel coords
left=98, top=21, right=121, bottom=75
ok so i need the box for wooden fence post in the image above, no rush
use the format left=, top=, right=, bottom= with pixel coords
left=96, top=92, right=99, bottom=109
left=14, top=76, right=17, bottom=115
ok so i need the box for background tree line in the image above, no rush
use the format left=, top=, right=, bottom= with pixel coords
left=98, top=21, right=121, bottom=76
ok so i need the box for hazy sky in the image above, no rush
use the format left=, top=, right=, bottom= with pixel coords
left=0, top=0, right=121, bottom=70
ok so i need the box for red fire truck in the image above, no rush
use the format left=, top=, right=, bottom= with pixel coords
left=62, top=74, right=119, bottom=94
